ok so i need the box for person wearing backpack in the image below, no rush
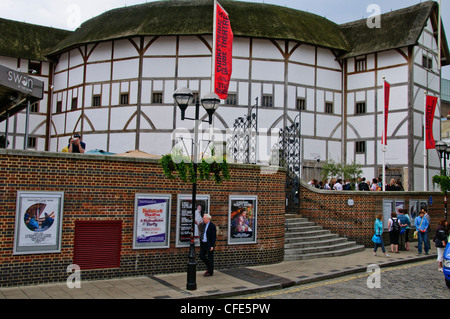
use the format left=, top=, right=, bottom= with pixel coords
left=397, top=209, right=411, bottom=251
left=388, top=211, right=400, bottom=253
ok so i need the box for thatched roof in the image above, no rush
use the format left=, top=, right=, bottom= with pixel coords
left=0, top=0, right=448, bottom=66
left=0, top=18, right=71, bottom=61
left=47, top=0, right=351, bottom=56
left=338, top=1, right=450, bottom=65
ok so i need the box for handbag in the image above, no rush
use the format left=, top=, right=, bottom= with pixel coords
left=413, top=217, right=424, bottom=239
left=372, top=234, right=382, bottom=244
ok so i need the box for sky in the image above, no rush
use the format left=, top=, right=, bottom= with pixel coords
left=0, top=0, right=449, bottom=78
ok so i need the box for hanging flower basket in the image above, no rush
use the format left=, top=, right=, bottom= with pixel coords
left=160, top=154, right=230, bottom=184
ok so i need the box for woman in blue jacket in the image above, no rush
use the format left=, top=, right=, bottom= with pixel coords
left=373, top=213, right=389, bottom=257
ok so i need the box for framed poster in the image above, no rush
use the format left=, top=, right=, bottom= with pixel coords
left=133, top=194, right=171, bottom=249
left=176, top=194, right=210, bottom=247
left=228, top=195, right=257, bottom=244
left=409, top=199, right=428, bottom=227
left=13, top=191, right=64, bottom=255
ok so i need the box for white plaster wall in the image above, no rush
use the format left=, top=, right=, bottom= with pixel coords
left=290, top=44, right=315, bottom=65
left=88, top=42, right=112, bottom=62
left=113, top=59, right=139, bottom=80
left=84, top=108, right=109, bottom=131
left=108, top=132, right=136, bottom=153
left=288, top=63, right=315, bottom=86
left=86, top=63, right=111, bottom=83
left=143, top=58, right=176, bottom=78
left=145, top=36, right=176, bottom=56
left=317, top=69, right=341, bottom=91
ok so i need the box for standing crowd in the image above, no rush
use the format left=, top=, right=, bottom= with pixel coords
left=372, top=207, right=449, bottom=272
left=308, top=177, right=404, bottom=191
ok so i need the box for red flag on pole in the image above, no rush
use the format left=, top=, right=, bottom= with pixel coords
left=214, top=2, right=233, bottom=99
left=425, top=95, right=438, bottom=150
left=382, top=80, right=390, bottom=145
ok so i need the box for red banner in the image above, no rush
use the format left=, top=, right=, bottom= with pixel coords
left=214, top=3, right=233, bottom=99
left=425, top=95, right=438, bottom=150
left=382, top=80, right=390, bottom=145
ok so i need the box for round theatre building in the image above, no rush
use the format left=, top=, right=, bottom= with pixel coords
left=5, top=0, right=447, bottom=190
left=47, top=0, right=348, bottom=160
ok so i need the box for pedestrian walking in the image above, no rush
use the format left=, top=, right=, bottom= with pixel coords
left=434, top=219, right=448, bottom=272
left=414, top=210, right=429, bottom=255
left=388, top=212, right=400, bottom=253
left=373, top=213, right=389, bottom=257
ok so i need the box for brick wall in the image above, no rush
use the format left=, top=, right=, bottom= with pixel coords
left=0, top=150, right=286, bottom=287
left=299, top=183, right=445, bottom=246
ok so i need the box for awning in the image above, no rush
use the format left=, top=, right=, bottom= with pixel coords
left=0, top=64, right=44, bottom=122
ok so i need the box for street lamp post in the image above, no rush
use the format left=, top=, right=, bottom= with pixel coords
left=173, top=87, right=220, bottom=291
left=436, top=141, right=448, bottom=220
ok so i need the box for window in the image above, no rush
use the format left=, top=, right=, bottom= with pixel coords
left=356, top=102, right=366, bottom=114
left=120, top=93, right=129, bottom=105
left=262, top=95, right=273, bottom=107
left=92, top=95, right=101, bottom=107
left=28, top=60, right=42, bottom=75
left=27, top=137, right=37, bottom=149
left=56, top=101, right=62, bottom=114
left=356, top=141, right=366, bottom=154
left=71, top=97, right=78, bottom=110
left=225, top=93, right=237, bottom=106
left=422, top=55, right=433, bottom=70
left=30, top=102, right=39, bottom=113
left=355, top=57, right=366, bottom=72
left=152, top=92, right=163, bottom=104
left=325, top=102, right=333, bottom=114
left=296, top=98, right=306, bottom=111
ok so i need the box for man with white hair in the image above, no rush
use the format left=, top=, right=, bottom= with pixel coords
left=199, top=214, right=217, bottom=276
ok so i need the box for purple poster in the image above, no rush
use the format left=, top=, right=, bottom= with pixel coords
left=134, top=194, right=171, bottom=249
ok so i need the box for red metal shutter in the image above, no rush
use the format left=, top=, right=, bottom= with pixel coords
left=73, top=220, right=122, bottom=270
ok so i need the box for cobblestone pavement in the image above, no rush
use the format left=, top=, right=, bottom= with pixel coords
left=239, top=260, right=450, bottom=299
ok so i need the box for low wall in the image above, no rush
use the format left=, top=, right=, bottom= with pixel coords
left=299, top=183, right=445, bottom=247
left=0, top=150, right=286, bottom=287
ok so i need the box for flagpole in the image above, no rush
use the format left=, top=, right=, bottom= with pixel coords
left=424, top=91, right=428, bottom=191
left=438, top=0, right=442, bottom=71
left=382, top=77, right=386, bottom=192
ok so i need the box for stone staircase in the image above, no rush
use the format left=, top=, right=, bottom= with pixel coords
left=284, top=215, right=365, bottom=261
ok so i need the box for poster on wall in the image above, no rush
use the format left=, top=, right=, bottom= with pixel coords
left=133, top=194, right=171, bottom=249
left=13, top=191, right=64, bottom=255
left=228, top=195, right=257, bottom=245
left=176, top=194, right=210, bottom=247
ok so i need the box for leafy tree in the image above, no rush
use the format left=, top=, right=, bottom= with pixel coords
left=320, top=159, right=362, bottom=181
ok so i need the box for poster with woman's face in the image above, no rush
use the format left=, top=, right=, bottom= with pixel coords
left=228, top=195, right=257, bottom=244
left=14, top=191, right=64, bottom=255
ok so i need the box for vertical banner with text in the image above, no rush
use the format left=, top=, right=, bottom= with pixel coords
left=382, top=80, right=390, bottom=146
left=214, top=2, right=233, bottom=99
left=425, top=95, right=438, bottom=150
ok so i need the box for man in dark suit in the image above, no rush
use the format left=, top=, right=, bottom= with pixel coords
left=199, top=214, right=216, bottom=276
